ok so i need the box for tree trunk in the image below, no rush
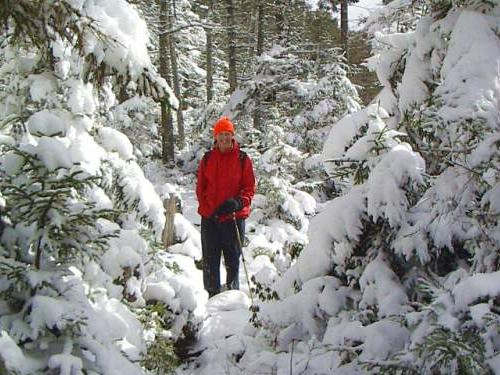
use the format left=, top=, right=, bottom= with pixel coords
left=160, top=101, right=174, bottom=164
left=252, top=93, right=262, bottom=133
left=168, top=2, right=185, bottom=149
left=256, top=0, right=264, bottom=56
left=206, top=0, right=214, bottom=103
left=225, top=0, right=237, bottom=93
left=274, top=3, right=285, bottom=43
left=159, top=0, right=175, bottom=165
left=340, top=0, right=348, bottom=57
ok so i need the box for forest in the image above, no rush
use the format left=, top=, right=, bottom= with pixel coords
left=0, top=0, right=499, bottom=374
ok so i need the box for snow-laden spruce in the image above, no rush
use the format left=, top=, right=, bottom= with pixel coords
left=273, top=1, right=499, bottom=373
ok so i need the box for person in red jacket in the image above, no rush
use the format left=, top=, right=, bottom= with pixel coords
left=196, top=117, right=256, bottom=298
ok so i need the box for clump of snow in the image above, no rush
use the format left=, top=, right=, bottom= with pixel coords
left=251, top=255, right=278, bottom=286
left=67, top=79, right=96, bottom=115
left=48, top=345, right=83, bottom=375
left=28, top=296, right=83, bottom=340
left=206, top=290, right=250, bottom=313
left=101, top=229, right=147, bottom=279
left=139, top=251, right=206, bottom=337
left=2, top=151, right=25, bottom=176
left=87, top=186, right=113, bottom=210
left=324, top=318, right=410, bottom=361
left=453, top=271, right=500, bottom=309
left=29, top=73, right=57, bottom=102
left=359, top=254, right=409, bottom=317
left=196, top=291, right=251, bottom=351
left=262, top=277, right=348, bottom=344
left=396, top=19, right=433, bottom=112
left=88, top=294, right=146, bottom=357
left=277, top=187, right=365, bottom=296
left=27, top=110, right=67, bottom=136
left=143, top=282, right=176, bottom=305
left=322, top=104, right=390, bottom=169
left=99, top=127, right=134, bottom=160
left=367, top=143, right=424, bottom=227
left=437, top=10, right=500, bottom=127
left=0, top=331, right=42, bottom=374
left=167, top=213, right=202, bottom=260
left=34, top=136, right=74, bottom=171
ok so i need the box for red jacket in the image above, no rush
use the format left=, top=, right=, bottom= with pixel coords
left=196, top=141, right=256, bottom=222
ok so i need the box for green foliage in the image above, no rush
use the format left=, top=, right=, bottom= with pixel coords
left=142, top=337, right=180, bottom=375
left=329, top=159, right=369, bottom=185
left=415, top=327, right=490, bottom=375
left=1, top=145, right=119, bottom=268
left=251, top=276, right=279, bottom=302
left=361, top=357, right=419, bottom=375
left=0, top=137, right=136, bottom=372
left=249, top=275, right=278, bottom=329
left=251, top=247, right=275, bottom=262
left=202, top=0, right=500, bottom=373
left=257, top=178, right=286, bottom=207
left=286, top=241, right=304, bottom=260
left=0, top=256, right=30, bottom=295
left=138, top=302, right=180, bottom=374
left=430, top=0, right=496, bottom=14
left=0, top=1, right=93, bottom=56
left=0, top=256, right=31, bottom=322
left=0, top=1, right=178, bottom=373
left=249, top=302, right=262, bottom=329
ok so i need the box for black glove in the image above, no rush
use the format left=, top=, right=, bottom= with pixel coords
left=214, top=198, right=242, bottom=216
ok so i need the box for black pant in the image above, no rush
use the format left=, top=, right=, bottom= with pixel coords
left=201, top=217, right=245, bottom=297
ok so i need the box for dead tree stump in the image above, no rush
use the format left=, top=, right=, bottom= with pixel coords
left=162, top=197, right=177, bottom=248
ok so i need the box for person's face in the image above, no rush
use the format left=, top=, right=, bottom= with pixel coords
left=216, top=131, right=233, bottom=151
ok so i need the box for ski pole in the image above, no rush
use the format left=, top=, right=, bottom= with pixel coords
left=232, top=214, right=254, bottom=305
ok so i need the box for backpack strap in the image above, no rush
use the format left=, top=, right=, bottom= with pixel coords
left=202, top=150, right=212, bottom=168
left=202, top=149, right=248, bottom=170
left=239, top=150, right=248, bottom=170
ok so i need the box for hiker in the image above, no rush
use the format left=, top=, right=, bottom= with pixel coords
left=196, top=117, right=256, bottom=298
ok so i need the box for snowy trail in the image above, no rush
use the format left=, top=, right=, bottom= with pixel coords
left=173, top=177, right=265, bottom=373
left=152, top=186, right=244, bottom=373
left=175, top=293, right=255, bottom=375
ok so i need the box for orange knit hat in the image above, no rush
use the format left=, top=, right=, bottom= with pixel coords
left=213, top=117, right=235, bottom=138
